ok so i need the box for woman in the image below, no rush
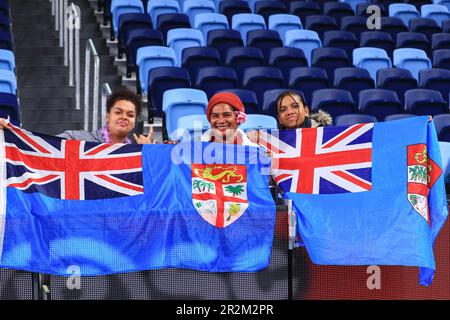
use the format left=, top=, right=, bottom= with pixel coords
left=201, top=92, right=257, bottom=146
left=0, top=87, right=155, bottom=144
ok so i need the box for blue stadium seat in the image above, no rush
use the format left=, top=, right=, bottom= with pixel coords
left=380, top=17, right=408, bottom=41
left=340, top=16, right=370, bottom=41
left=419, top=68, right=450, bottom=103
left=162, top=88, right=208, bottom=141
left=404, top=0, right=433, bottom=10
left=157, top=13, right=191, bottom=42
left=353, top=47, right=392, bottom=81
left=182, top=46, right=221, bottom=84
left=219, top=88, right=259, bottom=114
left=268, top=14, right=302, bottom=44
left=255, top=1, right=287, bottom=24
left=388, top=3, right=419, bottom=27
left=0, top=92, right=19, bottom=126
left=219, top=0, right=251, bottom=26
left=242, top=66, right=284, bottom=107
left=110, top=0, right=145, bottom=39
left=174, top=114, right=210, bottom=142
left=288, top=67, right=330, bottom=105
left=0, top=13, right=10, bottom=32
left=246, top=30, right=283, bottom=63
left=409, top=18, right=441, bottom=42
left=225, top=47, right=264, bottom=82
left=0, top=48, right=15, bottom=71
left=0, top=69, right=16, bottom=94
left=434, top=0, right=450, bottom=11
left=433, top=49, right=450, bottom=69
left=396, top=32, right=430, bottom=56
left=167, top=28, right=204, bottom=67
left=0, top=0, right=10, bottom=17
left=117, top=13, right=152, bottom=59
left=334, top=67, right=375, bottom=104
left=207, top=29, right=244, bottom=61
left=421, top=4, right=450, bottom=27
left=262, top=88, right=305, bottom=117
left=231, top=13, right=266, bottom=44
left=284, top=29, right=322, bottom=65
left=311, top=89, right=355, bottom=118
left=195, top=66, right=238, bottom=98
left=433, top=113, right=450, bottom=142
left=393, top=48, right=431, bottom=81
left=269, top=47, right=308, bottom=83
left=0, top=31, right=13, bottom=51
left=323, top=1, right=355, bottom=27
left=311, top=48, right=351, bottom=83
left=239, top=114, right=278, bottom=132
left=183, top=0, right=216, bottom=26
left=125, top=28, right=164, bottom=77
left=345, top=0, right=372, bottom=12
left=356, top=2, right=387, bottom=18
left=377, top=67, right=418, bottom=105
left=136, top=46, right=177, bottom=95
left=358, top=89, right=403, bottom=121
left=384, top=113, right=417, bottom=121
left=289, top=1, right=321, bottom=25
left=334, top=114, right=378, bottom=126
left=432, top=33, right=450, bottom=50
left=147, top=66, right=191, bottom=119
left=405, top=89, right=448, bottom=115
left=147, top=0, right=180, bottom=28
left=194, top=13, right=229, bottom=41
left=323, top=31, right=359, bottom=60
left=304, top=15, right=338, bottom=39
left=359, top=31, right=395, bottom=58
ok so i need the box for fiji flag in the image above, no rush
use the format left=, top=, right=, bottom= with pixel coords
left=261, top=116, right=448, bottom=286
left=0, top=125, right=275, bottom=275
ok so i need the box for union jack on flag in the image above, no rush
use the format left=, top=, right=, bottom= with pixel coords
left=2, top=124, right=144, bottom=200
left=259, top=123, right=374, bottom=194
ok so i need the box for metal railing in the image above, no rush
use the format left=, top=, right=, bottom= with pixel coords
left=84, top=39, right=100, bottom=131
left=101, top=83, right=112, bottom=126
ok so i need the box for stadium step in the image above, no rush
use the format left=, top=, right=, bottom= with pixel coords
left=21, top=109, right=85, bottom=124
left=18, top=75, right=121, bottom=87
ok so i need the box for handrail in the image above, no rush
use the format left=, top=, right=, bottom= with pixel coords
left=84, top=39, right=100, bottom=131
left=66, top=3, right=80, bottom=110
left=101, top=83, right=112, bottom=126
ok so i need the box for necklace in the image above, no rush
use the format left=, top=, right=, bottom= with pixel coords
left=101, top=125, right=131, bottom=144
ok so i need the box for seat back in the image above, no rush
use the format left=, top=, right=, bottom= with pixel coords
left=358, top=89, right=402, bottom=121
left=285, top=29, right=322, bottom=65
left=231, top=13, right=266, bottom=43
left=167, top=28, right=204, bottom=67
left=268, top=14, right=302, bottom=43
left=353, top=47, right=392, bottom=80
left=393, top=48, right=431, bottom=81
left=0, top=69, right=16, bottom=94
left=194, top=13, right=229, bottom=40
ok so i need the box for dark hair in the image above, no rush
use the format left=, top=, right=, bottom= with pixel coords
left=106, top=87, right=142, bottom=116
left=274, top=91, right=307, bottom=116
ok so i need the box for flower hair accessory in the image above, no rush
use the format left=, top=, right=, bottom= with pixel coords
left=235, top=111, right=247, bottom=124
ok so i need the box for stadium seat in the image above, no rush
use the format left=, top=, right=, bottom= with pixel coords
left=194, top=13, right=229, bottom=41
left=147, top=66, right=191, bottom=120
left=288, top=67, right=330, bottom=105
left=304, top=15, right=338, bottom=39
left=0, top=69, right=16, bottom=94
left=174, top=114, right=210, bottom=142
left=393, top=48, right=431, bottom=81
left=380, top=17, right=408, bottom=41
left=162, top=88, right=208, bottom=141
left=117, top=13, right=152, bottom=59
left=396, top=32, right=430, bottom=56
left=434, top=0, right=450, bottom=11
left=254, top=1, right=287, bottom=24
left=239, top=114, right=278, bottom=132
left=207, top=29, right=244, bottom=61
left=377, top=67, right=418, bottom=105
left=246, top=30, right=283, bottom=64
left=157, top=13, right=191, bottom=42
left=342, top=0, right=369, bottom=12
left=433, top=49, right=450, bottom=69
left=421, top=4, right=450, bottom=27
left=405, top=89, right=448, bottom=116
left=289, top=1, right=321, bottom=25
left=125, top=28, right=164, bottom=77
left=323, top=31, right=359, bottom=60
left=167, top=28, right=204, bottom=67
left=311, top=89, right=356, bottom=118
left=419, top=68, right=450, bottom=103
left=225, top=47, right=264, bottom=82
left=110, top=0, right=145, bottom=39
left=433, top=113, right=450, bottom=142
left=404, top=0, right=433, bottom=10
left=219, top=0, right=251, bottom=25
left=284, top=29, right=322, bottom=65
left=268, top=14, right=302, bottom=44
left=353, top=47, right=392, bottom=81
left=195, top=66, right=238, bottom=98
left=409, top=18, right=441, bottom=42
left=0, top=31, right=13, bottom=51
left=182, top=0, right=216, bottom=26
left=136, top=46, right=177, bottom=95
left=231, top=13, right=266, bottom=44
left=0, top=92, right=19, bottom=126
left=334, top=114, right=378, bottom=126
left=432, top=33, right=450, bottom=50
left=356, top=2, right=387, bottom=18
left=0, top=48, right=15, bottom=71
left=269, top=47, right=308, bottom=83
left=311, top=48, right=351, bottom=83
left=219, top=89, right=259, bottom=114
left=334, top=67, right=375, bottom=104
left=182, top=46, right=221, bottom=84
left=358, top=89, right=403, bottom=121
left=359, top=31, right=395, bottom=58
left=323, top=2, right=355, bottom=27
left=0, top=0, right=10, bottom=17
left=262, top=88, right=305, bottom=117
left=147, top=0, right=180, bottom=28
left=384, top=113, right=417, bottom=121
left=0, top=13, right=10, bottom=32
left=388, top=3, right=419, bottom=27
left=242, top=66, right=284, bottom=106
left=340, top=16, right=371, bottom=41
